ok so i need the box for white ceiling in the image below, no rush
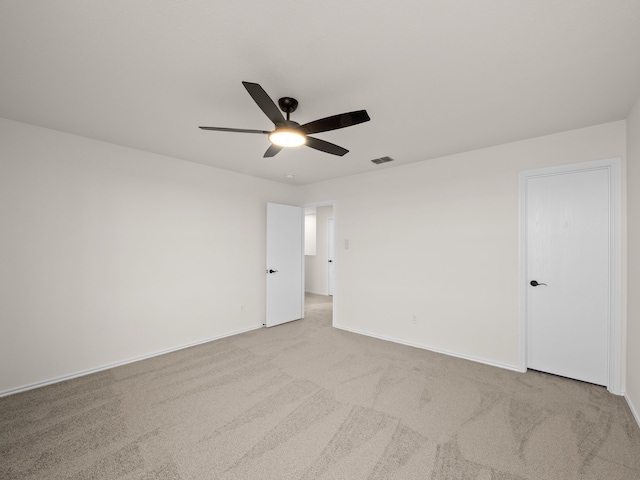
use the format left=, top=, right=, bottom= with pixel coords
left=1, top=1, right=640, bottom=185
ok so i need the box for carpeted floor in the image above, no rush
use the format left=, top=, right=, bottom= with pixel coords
left=1, top=293, right=640, bottom=479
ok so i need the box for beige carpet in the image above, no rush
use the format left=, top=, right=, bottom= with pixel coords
left=2, top=293, right=639, bottom=479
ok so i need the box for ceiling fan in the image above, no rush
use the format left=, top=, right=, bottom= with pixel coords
left=199, top=81, right=370, bottom=158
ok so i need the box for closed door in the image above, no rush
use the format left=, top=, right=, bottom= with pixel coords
left=266, top=202, right=304, bottom=327
left=524, top=167, right=610, bottom=385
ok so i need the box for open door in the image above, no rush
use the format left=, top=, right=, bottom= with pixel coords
left=266, top=202, right=304, bottom=327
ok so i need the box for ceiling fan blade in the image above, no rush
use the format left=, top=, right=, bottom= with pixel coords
left=242, top=81, right=286, bottom=126
left=264, top=144, right=283, bottom=158
left=199, top=126, right=270, bottom=134
left=305, top=136, right=349, bottom=156
left=301, top=110, right=370, bottom=135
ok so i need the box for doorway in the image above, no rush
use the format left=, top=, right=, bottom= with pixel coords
left=518, top=158, right=621, bottom=393
left=327, top=217, right=335, bottom=296
left=302, top=201, right=336, bottom=325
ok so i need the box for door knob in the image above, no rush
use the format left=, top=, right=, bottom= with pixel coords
left=328, top=260, right=333, bottom=263
left=267, top=269, right=279, bottom=274
left=530, top=280, right=547, bottom=287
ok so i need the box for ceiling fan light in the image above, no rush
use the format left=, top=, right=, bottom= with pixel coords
left=268, top=128, right=307, bottom=147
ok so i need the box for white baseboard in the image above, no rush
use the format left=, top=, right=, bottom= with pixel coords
left=305, top=289, right=329, bottom=296
left=625, top=392, right=640, bottom=429
left=333, top=324, right=521, bottom=372
left=0, top=324, right=263, bottom=398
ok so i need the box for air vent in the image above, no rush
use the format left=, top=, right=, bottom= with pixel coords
left=371, top=156, right=394, bottom=165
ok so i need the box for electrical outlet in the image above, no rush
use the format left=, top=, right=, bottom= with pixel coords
left=240, top=305, right=245, bottom=313
left=411, top=315, right=417, bottom=324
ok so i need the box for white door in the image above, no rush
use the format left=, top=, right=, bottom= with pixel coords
left=327, top=218, right=335, bottom=296
left=266, top=202, right=304, bottom=327
left=524, top=167, right=610, bottom=385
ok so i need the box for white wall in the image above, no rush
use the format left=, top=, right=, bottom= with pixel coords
left=304, top=210, right=317, bottom=256
left=1, top=116, right=633, bottom=401
left=627, top=94, right=640, bottom=420
left=0, top=118, right=296, bottom=394
left=305, top=206, right=333, bottom=295
left=301, top=121, right=626, bottom=370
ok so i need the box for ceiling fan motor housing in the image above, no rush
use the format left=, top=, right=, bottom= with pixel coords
left=278, top=97, right=298, bottom=115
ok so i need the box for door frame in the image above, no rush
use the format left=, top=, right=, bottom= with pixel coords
left=301, top=200, right=336, bottom=325
left=518, top=157, right=622, bottom=394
